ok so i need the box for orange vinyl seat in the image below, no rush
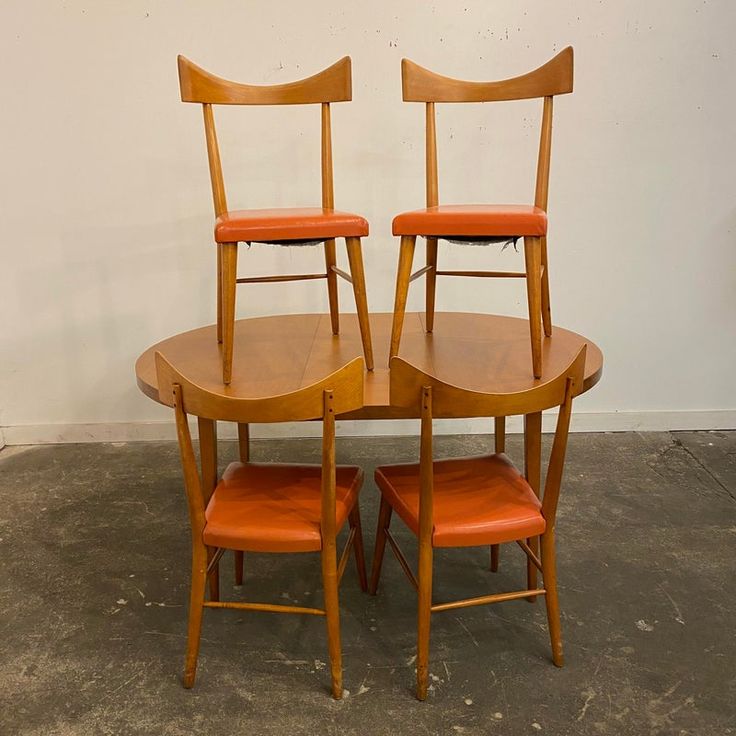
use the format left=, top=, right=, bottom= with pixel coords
left=374, top=454, right=545, bottom=548
left=215, top=207, right=369, bottom=244
left=204, top=462, right=363, bottom=553
left=392, top=205, right=547, bottom=239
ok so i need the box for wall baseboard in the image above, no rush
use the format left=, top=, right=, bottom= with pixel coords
left=1, top=411, right=734, bottom=445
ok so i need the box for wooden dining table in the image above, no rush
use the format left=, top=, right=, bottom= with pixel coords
left=136, top=311, right=602, bottom=415
left=136, top=310, right=602, bottom=588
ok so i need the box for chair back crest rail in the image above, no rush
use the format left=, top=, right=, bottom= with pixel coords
left=391, top=345, right=586, bottom=530
left=400, top=47, right=573, bottom=210
left=156, top=352, right=364, bottom=422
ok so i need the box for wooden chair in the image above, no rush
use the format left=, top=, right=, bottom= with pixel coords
left=369, top=346, right=586, bottom=700
left=155, top=353, right=368, bottom=699
left=178, top=56, right=374, bottom=383
left=389, top=47, right=574, bottom=378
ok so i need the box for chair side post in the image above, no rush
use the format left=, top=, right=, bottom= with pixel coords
left=416, top=385, right=434, bottom=700
left=320, top=389, right=343, bottom=698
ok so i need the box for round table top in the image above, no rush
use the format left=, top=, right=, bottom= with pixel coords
left=135, top=312, right=603, bottom=420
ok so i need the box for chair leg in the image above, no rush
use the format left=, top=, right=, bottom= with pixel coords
left=237, top=423, right=250, bottom=463
left=416, top=540, right=433, bottom=701
left=490, top=544, right=500, bottom=572
left=524, top=411, right=542, bottom=601
left=233, top=551, right=244, bottom=586
left=321, top=548, right=343, bottom=698
left=345, top=237, right=374, bottom=371
left=183, top=546, right=207, bottom=688
left=523, top=236, right=543, bottom=379
left=540, top=236, right=552, bottom=337
left=390, top=235, right=417, bottom=359
left=349, top=504, right=368, bottom=592
left=490, top=416, right=505, bottom=572
left=368, top=496, right=393, bottom=595
left=216, top=245, right=223, bottom=344
left=324, top=238, right=340, bottom=335
left=425, top=237, right=438, bottom=333
left=206, top=546, right=220, bottom=602
left=541, top=529, right=564, bottom=667
left=220, top=243, right=238, bottom=385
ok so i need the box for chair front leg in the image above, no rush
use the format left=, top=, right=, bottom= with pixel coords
left=390, top=235, right=417, bottom=359
left=345, top=237, right=374, bottom=371
left=324, top=238, right=340, bottom=335
left=368, top=496, right=393, bottom=595
left=183, top=544, right=208, bottom=688
left=349, top=504, right=368, bottom=592
left=206, top=546, right=220, bottom=602
left=541, top=528, right=564, bottom=666
left=523, top=236, right=543, bottom=379
left=220, top=242, right=238, bottom=384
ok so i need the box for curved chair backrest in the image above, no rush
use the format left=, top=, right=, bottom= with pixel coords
left=400, top=47, right=573, bottom=210
left=177, top=56, right=353, bottom=215
left=389, top=345, right=585, bottom=418
left=178, top=56, right=352, bottom=105
left=401, top=47, right=573, bottom=104
left=156, top=353, right=364, bottom=545
left=156, top=353, right=364, bottom=423
left=390, top=345, right=585, bottom=523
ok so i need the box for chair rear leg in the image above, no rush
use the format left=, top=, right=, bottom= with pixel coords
left=425, top=237, right=438, bottom=333
left=324, top=238, right=340, bottom=335
left=368, top=496, right=393, bottom=595
left=390, top=235, right=417, bottom=359
left=541, top=529, right=564, bottom=667
left=220, top=242, right=238, bottom=384
left=490, top=544, right=500, bottom=572
left=233, top=551, right=244, bottom=586
left=183, top=546, right=208, bottom=688
left=523, top=236, right=543, bottom=379
left=233, top=423, right=248, bottom=587
left=345, top=237, right=374, bottom=371
left=349, top=504, right=368, bottom=592
left=490, top=416, right=506, bottom=571
left=321, top=550, right=343, bottom=698
left=540, top=236, right=552, bottom=337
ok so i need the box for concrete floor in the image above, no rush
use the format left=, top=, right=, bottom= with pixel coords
left=0, top=431, right=734, bottom=736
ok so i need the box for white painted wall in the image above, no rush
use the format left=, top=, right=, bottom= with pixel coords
left=1, top=0, right=735, bottom=443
